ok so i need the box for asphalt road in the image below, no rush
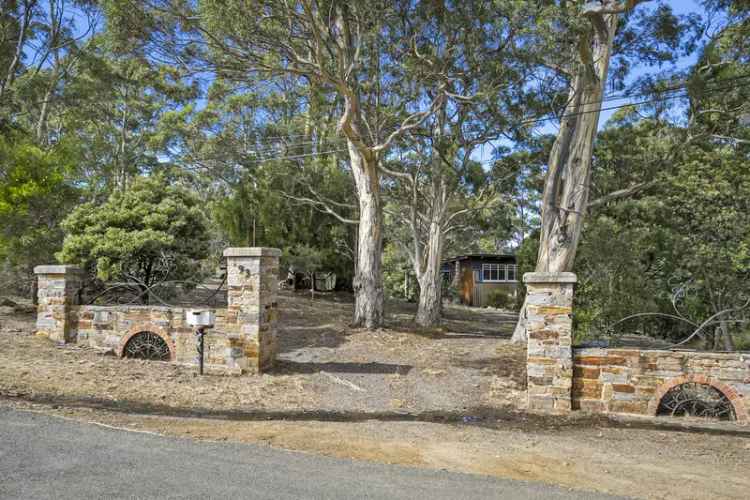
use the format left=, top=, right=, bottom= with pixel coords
left=0, top=407, right=622, bottom=499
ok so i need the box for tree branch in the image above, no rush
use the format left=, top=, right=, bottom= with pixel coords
left=586, top=180, right=657, bottom=210
left=281, top=192, right=359, bottom=225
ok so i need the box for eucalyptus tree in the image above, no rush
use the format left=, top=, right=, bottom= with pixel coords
left=685, top=0, right=750, bottom=145
left=511, top=0, right=689, bottom=342
left=0, top=0, right=37, bottom=107
left=56, top=33, right=196, bottom=193
left=378, top=0, right=540, bottom=327
left=542, top=0, right=750, bottom=348
left=152, top=70, right=358, bottom=284
left=1, top=0, right=98, bottom=129
left=105, top=0, right=449, bottom=328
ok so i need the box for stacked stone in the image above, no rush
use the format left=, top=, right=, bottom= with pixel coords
left=34, top=265, right=83, bottom=344
left=572, top=347, right=750, bottom=422
left=524, top=272, right=576, bottom=414
left=223, top=247, right=281, bottom=373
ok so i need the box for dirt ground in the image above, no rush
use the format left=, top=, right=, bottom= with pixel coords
left=1, top=292, right=749, bottom=499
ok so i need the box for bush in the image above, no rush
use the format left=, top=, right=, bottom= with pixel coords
left=58, top=174, right=210, bottom=296
left=487, top=288, right=512, bottom=309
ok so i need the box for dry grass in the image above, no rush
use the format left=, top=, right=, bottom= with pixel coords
left=0, top=291, right=524, bottom=417
left=2, top=292, right=750, bottom=499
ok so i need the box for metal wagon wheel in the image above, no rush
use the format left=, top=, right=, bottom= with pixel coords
left=123, top=331, right=171, bottom=361
left=657, top=382, right=735, bottom=421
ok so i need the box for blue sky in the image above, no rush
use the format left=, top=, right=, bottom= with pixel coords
left=596, top=0, right=704, bottom=126
left=471, top=0, right=708, bottom=165
left=58, top=0, right=709, bottom=166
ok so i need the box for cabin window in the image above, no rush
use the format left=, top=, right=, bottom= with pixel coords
left=482, top=263, right=506, bottom=282
left=481, top=263, right=517, bottom=282
left=507, top=265, right=517, bottom=281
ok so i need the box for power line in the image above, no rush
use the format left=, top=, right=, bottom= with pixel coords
left=245, top=138, right=346, bottom=155
left=519, top=78, right=750, bottom=128
left=204, top=73, right=750, bottom=157
left=203, top=75, right=750, bottom=168
left=243, top=148, right=350, bottom=165
left=249, top=73, right=750, bottom=146
left=593, top=71, right=750, bottom=106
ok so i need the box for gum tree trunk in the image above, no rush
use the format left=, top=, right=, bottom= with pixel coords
left=512, top=3, right=625, bottom=343
left=415, top=218, right=444, bottom=327
left=349, top=142, right=384, bottom=329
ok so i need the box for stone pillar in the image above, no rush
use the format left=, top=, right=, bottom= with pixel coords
left=34, top=265, right=83, bottom=344
left=524, top=272, right=576, bottom=414
left=223, top=247, right=281, bottom=373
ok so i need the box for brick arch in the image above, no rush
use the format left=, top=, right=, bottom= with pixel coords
left=648, top=374, right=748, bottom=423
left=116, top=323, right=176, bottom=361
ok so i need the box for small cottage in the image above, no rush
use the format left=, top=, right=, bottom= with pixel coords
left=441, top=254, right=518, bottom=307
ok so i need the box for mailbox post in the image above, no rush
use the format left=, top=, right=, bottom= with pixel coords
left=186, top=309, right=215, bottom=375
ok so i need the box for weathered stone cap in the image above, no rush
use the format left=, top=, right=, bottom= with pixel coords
left=523, top=272, right=577, bottom=284
left=33, top=264, right=82, bottom=275
left=223, top=247, right=282, bottom=257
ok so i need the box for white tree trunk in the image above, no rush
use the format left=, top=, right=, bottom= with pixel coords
left=415, top=219, right=444, bottom=327
left=511, top=6, right=621, bottom=343
left=348, top=142, right=384, bottom=328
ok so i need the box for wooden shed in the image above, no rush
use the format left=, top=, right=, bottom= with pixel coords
left=441, top=254, right=518, bottom=307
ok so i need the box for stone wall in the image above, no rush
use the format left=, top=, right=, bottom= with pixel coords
left=70, top=305, right=219, bottom=365
left=572, top=347, right=750, bottom=422
left=524, top=272, right=576, bottom=414
left=524, top=271, right=750, bottom=424
left=34, top=247, right=280, bottom=375
left=34, top=265, right=83, bottom=344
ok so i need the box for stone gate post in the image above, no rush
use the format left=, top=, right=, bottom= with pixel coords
left=524, top=272, right=576, bottom=414
left=34, top=265, right=82, bottom=344
left=223, top=247, right=281, bottom=373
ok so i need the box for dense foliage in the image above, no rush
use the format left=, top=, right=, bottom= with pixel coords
left=1, top=1, right=748, bottom=343
left=58, top=174, right=210, bottom=292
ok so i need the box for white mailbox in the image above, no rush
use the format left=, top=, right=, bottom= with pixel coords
left=186, top=309, right=216, bottom=328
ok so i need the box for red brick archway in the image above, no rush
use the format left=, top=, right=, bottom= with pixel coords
left=116, top=323, right=176, bottom=361
left=648, top=374, right=748, bottom=423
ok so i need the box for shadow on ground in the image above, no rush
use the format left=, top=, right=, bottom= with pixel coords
left=4, top=393, right=749, bottom=438
left=274, top=360, right=413, bottom=375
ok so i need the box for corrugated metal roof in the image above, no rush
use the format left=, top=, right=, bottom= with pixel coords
left=442, top=253, right=516, bottom=264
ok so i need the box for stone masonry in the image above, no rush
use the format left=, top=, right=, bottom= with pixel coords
left=572, top=348, right=750, bottom=422
left=525, top=272, right=577, bottom=414
left=223, top=247, right=281, bottom=373
left=34, top=265, right=83, bottom=344
left=523, top=271, right=750, bottom=423
left=34, top=248, right=281, bottom=374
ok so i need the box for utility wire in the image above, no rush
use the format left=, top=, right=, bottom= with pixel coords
left=244, top=72, right=750, bottom=146
left=590, top=71, right=750, bottom=107
left=520, top=78, right=750, bottom=127
left=242, top=148, right=350, bottom=164
left=209, top=75, right=750, bottom=167
left=245, top=139, right=346, bottom=155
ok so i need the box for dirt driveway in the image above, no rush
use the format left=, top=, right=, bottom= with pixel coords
left=1, top=293, right=748, bottom=499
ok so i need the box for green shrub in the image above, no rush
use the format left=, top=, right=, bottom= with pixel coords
left=733, top=328, right=750, bottom=352
left=487, top=289, right=512, bottom=309
left=58, top=174, right=210, bottom=294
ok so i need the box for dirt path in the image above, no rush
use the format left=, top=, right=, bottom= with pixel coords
left=1, top=293, right=749, bottom=499
left=0, top=292, right=525, bottom=416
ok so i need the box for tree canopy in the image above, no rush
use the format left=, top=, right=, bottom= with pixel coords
left=0, top=0, right=748, bottom=345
